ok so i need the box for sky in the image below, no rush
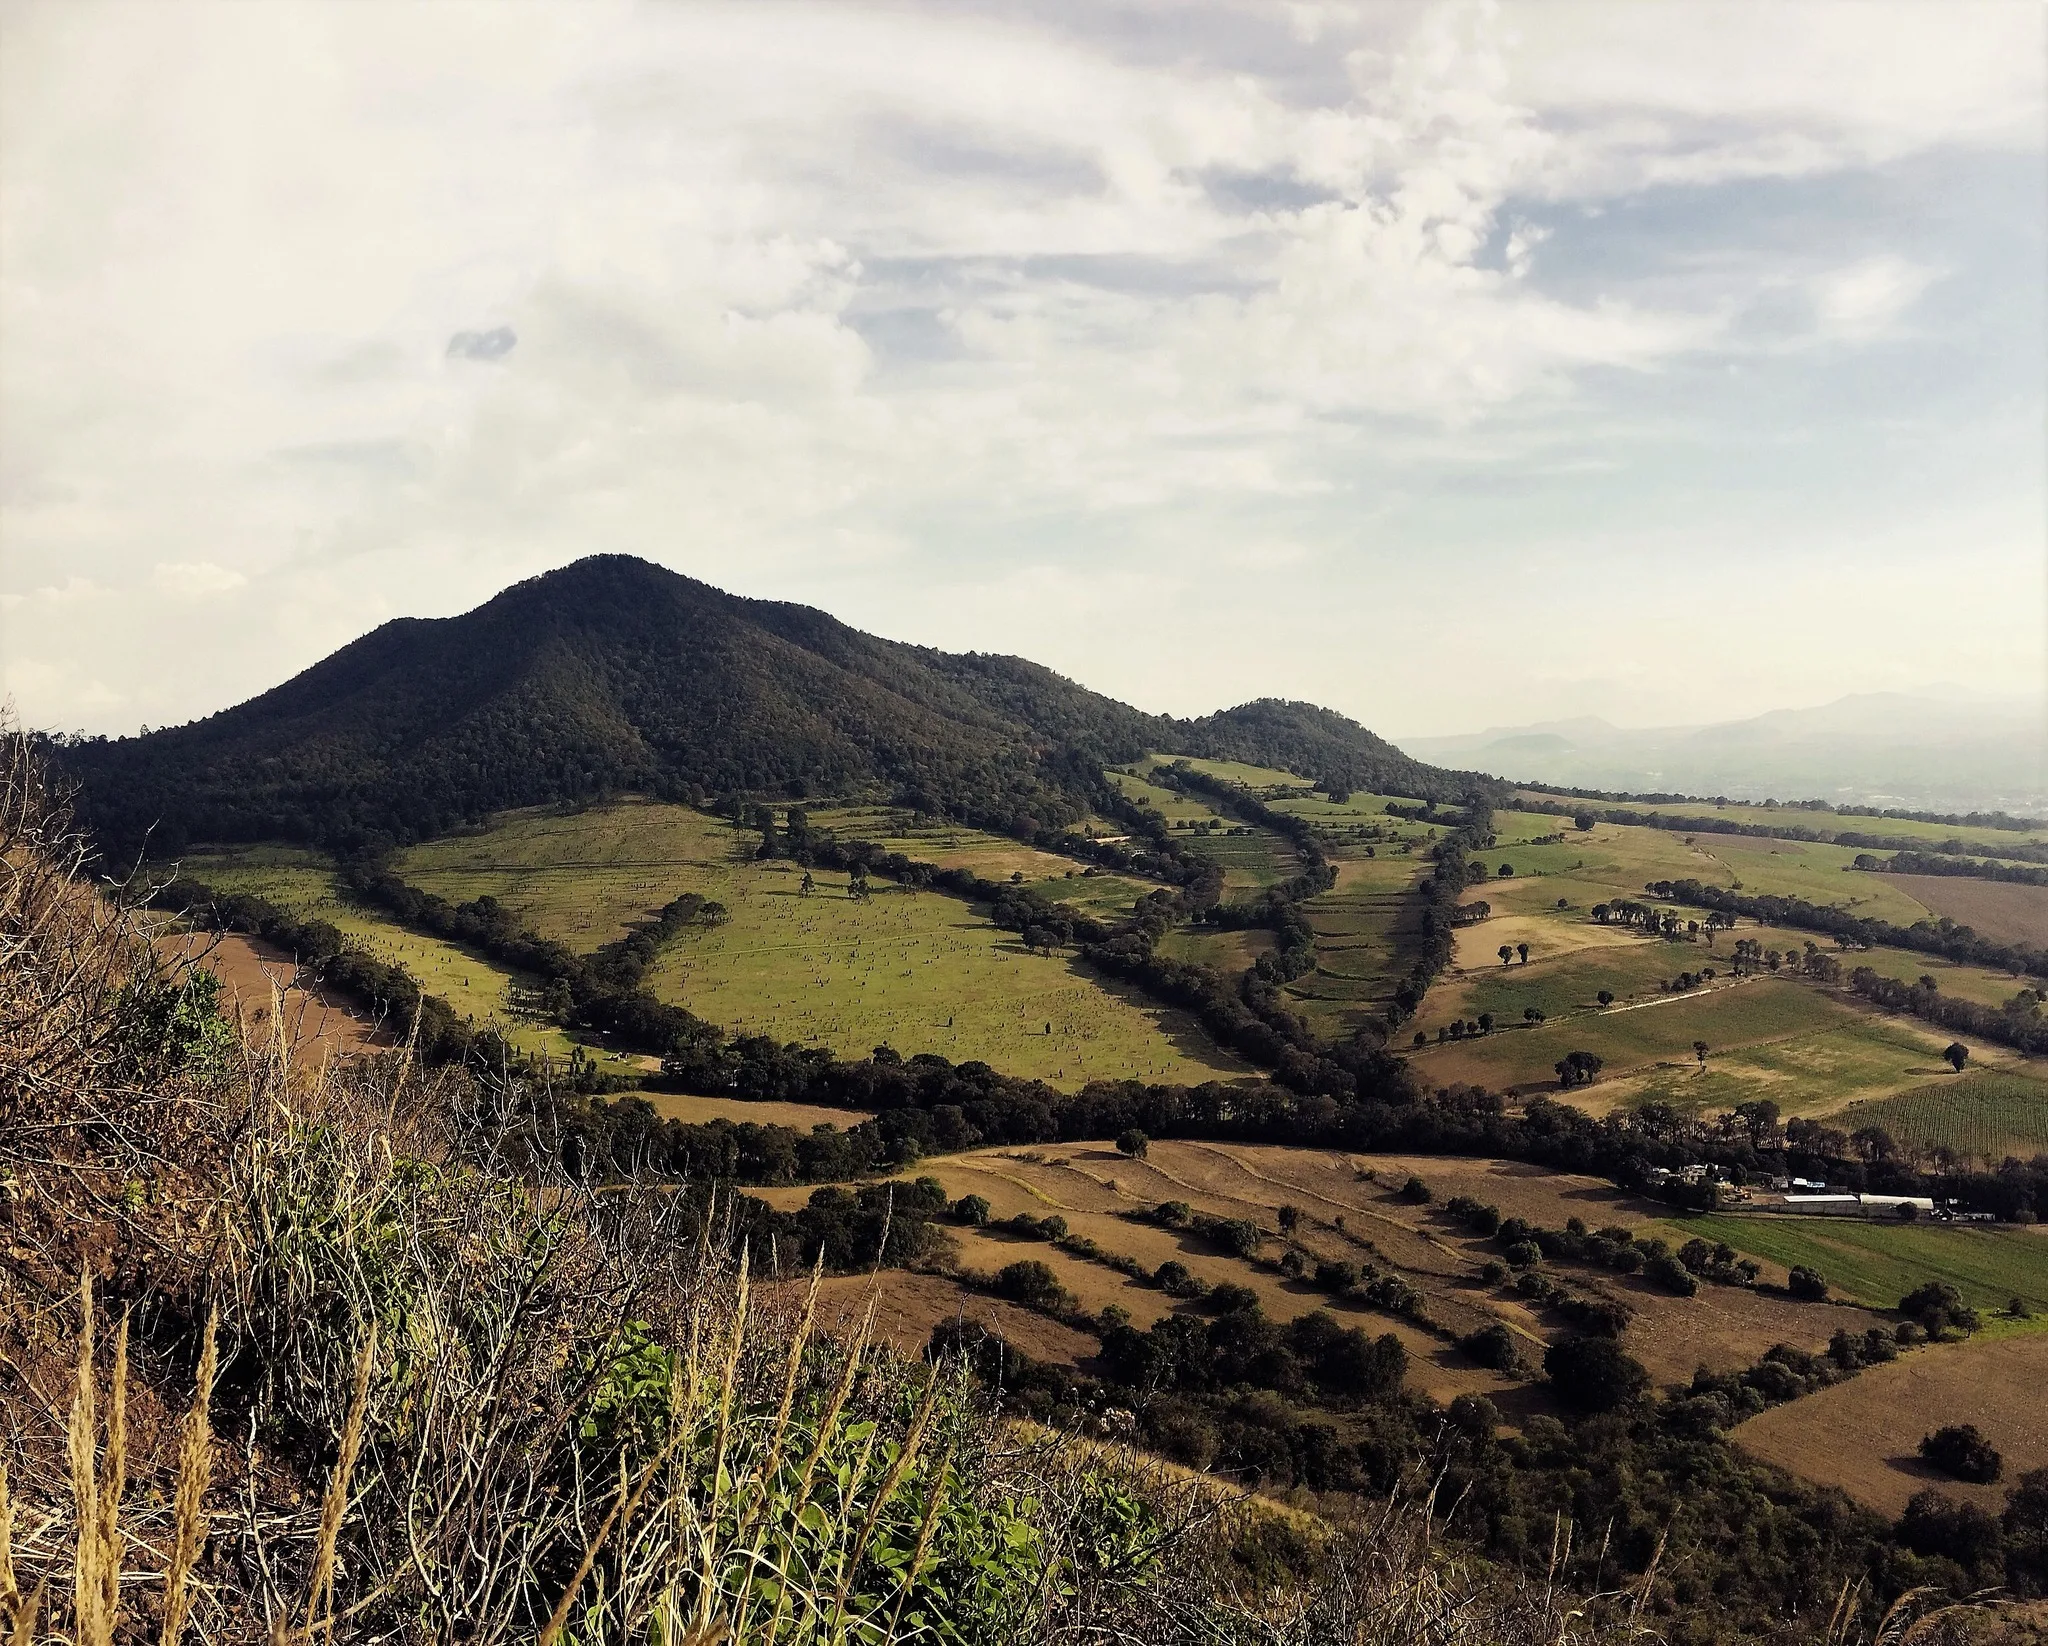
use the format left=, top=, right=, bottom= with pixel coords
left=3, top=0, right=2044, bottom=741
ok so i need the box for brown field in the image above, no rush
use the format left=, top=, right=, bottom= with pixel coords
left=769, top=1141, right=1887, bottom=1407
left=1450, top=910, right=1646, bottom=972
left=641, top=1092, right=875, bottom=1129
left=1735, top=1331, right=2048, bottom=1516
left=795, top=1271, right=1102, bottom=1366
left=1885, top=875, right=2048, bottom=949
left=159, top=929, right=390, bottom=1059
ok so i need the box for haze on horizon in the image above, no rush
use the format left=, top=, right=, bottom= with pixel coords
left=3, top=0, right=2044, bottom=743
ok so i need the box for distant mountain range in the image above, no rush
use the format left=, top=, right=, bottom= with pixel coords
left=54, top=555, right=1483, bottom=858
left=1397, top=692, right=2048, bottom=814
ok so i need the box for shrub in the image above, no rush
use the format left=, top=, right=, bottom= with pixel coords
left=1645, top=1255, right=1699, bottom=1297
left=1787, top=1265, right=1829, bottom=1302
left=1900, top=1281, right=1979, bottom=1337
left=1314, top=1259, right=1361, bottom=1293
left=1205, top=1282, right=1260, bottom=1315
left=1503, top=1241, right=1540, bottom=1268
left=1398, top=1175, right=1431, bottom=1204
left=1155, top=1260, right=1205, bottom=1298
left=1920, top=1424, right=2003, bottom=1484
left=1545, top=1336, right=1650, bottom=1414
left=1477, top=1259, right=1508, bottom=1285
left=1152, top=1200, right=1192, bottom=1227
left=995, top=1259, right=1066, bottom=1310
left=1460, top=1322, right=1521, bottom=1372
left=952, top=1192, right=992, bottom=1226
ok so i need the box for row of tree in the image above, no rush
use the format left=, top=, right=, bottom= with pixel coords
left=1519, top=797, right=2048, bottom=866
left=1642, top=877, right=2048, bottom=981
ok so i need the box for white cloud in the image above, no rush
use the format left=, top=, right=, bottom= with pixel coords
left=153, top=560, right=249, bottom=597
left=1810, top=255, right=1939, bottom=341
left=0, top=0, right=2040, bottom=735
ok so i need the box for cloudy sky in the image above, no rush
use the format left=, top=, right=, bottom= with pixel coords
left=3, top=0, right=2043, bottom=740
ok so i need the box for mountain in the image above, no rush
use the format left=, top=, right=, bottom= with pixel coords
left=1397, top=692, right=2048, bottom=813
left=54, top=555, right=1479, bottom=857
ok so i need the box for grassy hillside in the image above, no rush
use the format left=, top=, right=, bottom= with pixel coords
left=182, top=806, right=1248, bottom=1090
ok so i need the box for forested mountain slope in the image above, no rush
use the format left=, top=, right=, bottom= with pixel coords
left=54, top=555, right=1483, bottom=855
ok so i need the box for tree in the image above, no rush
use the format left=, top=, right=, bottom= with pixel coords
left=1277, top=1203, right=1301, bottom=1232
left=1787, top=1265, right=1829, bottom=1302
left=953, top=1193, right=992, bottom=1226
left=995, top=1260, right=1065, bottom=1309
left=1524, top=1006, right=1545, bottom=1024
left=1498, top=944, right=1514, bottom=968
left=1497, top=863, right=1515, bottom=878
left=1921, top=1424, right=2002, bottom=1484
left=799, top=870, right=815, bottom=896
left=1399, top=1175, right=1431, bottom=1204
left=1945, top=1041, right=1970, bottom=1072
left=1516, top=942, right=1530, bottom=965
left=1116, top=1128, right=1149, bottom=1159
left=1596, top=989, right=1615, bottom=1007
left=1573, top=812, right=1595, bottom=831
left=1555, top=1050, right=1603, bottom=1088
left=1693, top=1039, right=1709, bottom=1070
left=1900, top=1281, right=1979, bottom=1337
left=1545, top=1335, right=1649, bottom=1413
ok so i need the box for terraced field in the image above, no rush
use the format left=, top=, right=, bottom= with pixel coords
left=783, top=1140, right=1891, bottom=1406
left=1285, top=851, right=1431, bottom=1037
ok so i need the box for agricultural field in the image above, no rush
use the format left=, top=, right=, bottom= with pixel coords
left=1884, top=874, right=2048, bottom=948
left=1838, top=946, right=2038, bottom=1010
left=642, top=1092, right=875, bottom=1130
left=1686, top=833, right=1933, bottom=924
left=170, top=846, right=598, bottom=1066
left=1830, top=1071, right=2048, bottom=1166
left=804, top=1141, right=1893, bottom=1407
left=1153, top=926, right=1276, bottom=972
left=1286, top=851, right=1432, bottom=1037
left=1735, top=1331, right=2048, bottom=1517
left=1677, top=1214, right=2048, bottom=1317
left=1105, top=769, right=1226, bottom=827
left=636, top=864, right=1250, bottom=1087
left=1409, top=976, right=1862, bottom=1097
left=1608, top=1010, right=2022, bottom=1124
left=1514, top=792, right=2048, bottom=858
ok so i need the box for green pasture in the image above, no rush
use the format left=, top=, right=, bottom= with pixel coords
left=1687, top=833, right=1933, bottom=924
left=1834, top=1071, right=2048, bottom=1166
left=1609, top=1010, right=1977, bottom=1121
left=1106, top=770, right=1226, bottom=826
left=1139, top=754, right=1311, bottom=792
left=1514, top=792, right=2048, bottom=858
left=171, top=847, right=596, bottom=1065
left=1681, top=1214, right=2048, bottom=1317
left=1836, top=945, right=2039, bottom=1011
left=639, top=864, right=1251, bottom=1088
left=1410, top=976, right=1857, bottom=1094
left=1154, top=926, right=1277, bottom=973
left=1446, top=940, right=1693, bottom=1025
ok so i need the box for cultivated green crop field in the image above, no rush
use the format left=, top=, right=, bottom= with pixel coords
left=1833, top=1071, right=2048, bottom=1166
left=172, top=847, right=598, bottom=1066
left=1681, top=1215, right=2048, bottom=1317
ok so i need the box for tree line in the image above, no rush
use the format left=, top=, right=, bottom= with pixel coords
left=1642, top=877, right=2048, bottom=981
left=1858, top=850, right=2048, bottom=887
left=1520, top=797, right=2048, bottom=866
